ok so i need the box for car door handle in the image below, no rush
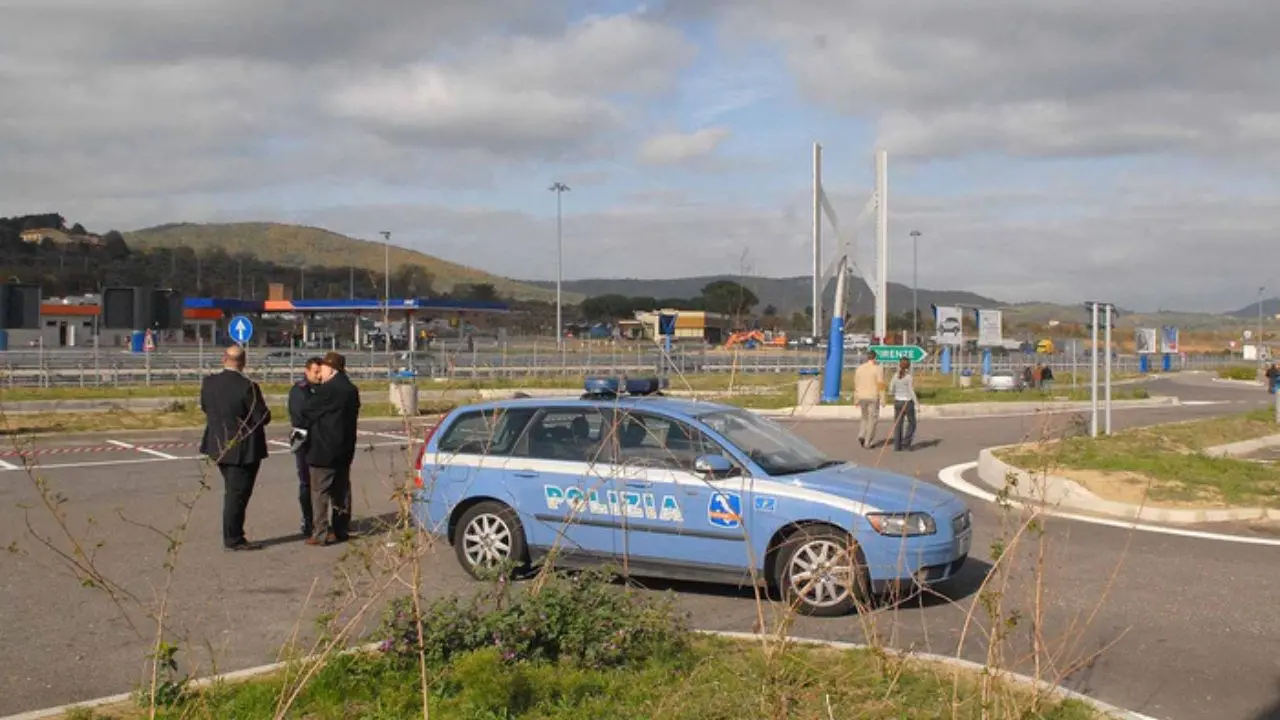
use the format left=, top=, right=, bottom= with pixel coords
left=513, top=470, right=539, bottom=478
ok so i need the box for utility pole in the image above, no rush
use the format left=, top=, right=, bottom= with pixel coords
left=1089, top=301, right=1099, bottom=437
left=1257, top=286, right=1265, bottom=372
left=380, top=231, right=391, bottom=360
left=548, top=182, right=570, bottom=349
left=910, top=230, right=921, bottom=343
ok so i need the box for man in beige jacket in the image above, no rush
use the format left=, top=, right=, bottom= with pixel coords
left=852, top=350, right=885, bottom=448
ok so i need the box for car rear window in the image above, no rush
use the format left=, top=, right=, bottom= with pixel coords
left=435, top=407, right=535, bottom=457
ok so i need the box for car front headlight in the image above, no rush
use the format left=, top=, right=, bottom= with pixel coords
left=866, top=512, right=937, bottom=537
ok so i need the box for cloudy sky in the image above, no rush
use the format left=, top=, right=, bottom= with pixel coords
left=4, top=0, right=1279, bottom=312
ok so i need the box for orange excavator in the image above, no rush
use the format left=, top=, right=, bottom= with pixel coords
left=724, top=330, right=788, bottom=349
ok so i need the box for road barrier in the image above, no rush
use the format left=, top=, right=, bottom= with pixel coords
left=0, top=342, right=1250, bottom=388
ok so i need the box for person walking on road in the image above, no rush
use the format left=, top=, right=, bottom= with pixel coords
left=288, top=357, right=324, bottom=537
left=852, top=350, right=885, bottom=448
left=199, top=344, right=271, bottom=551
left=889, top=357, right=918, bottom=452
left=298, top=351, right=362, bottom=546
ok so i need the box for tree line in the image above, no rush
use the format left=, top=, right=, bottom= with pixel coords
left=0, top=213, right=506, bottom=304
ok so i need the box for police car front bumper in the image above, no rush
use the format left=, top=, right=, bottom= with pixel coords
left=865, top=527, right=971, bottom=597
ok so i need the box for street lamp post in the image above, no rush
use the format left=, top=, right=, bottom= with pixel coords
left=380, top=231, right=391, bottom=360
left=548, top=182, right=570, bottom=350
left=909, top=230, right=921, bottom=343
left=1258, top=286, right=1266, bottom=371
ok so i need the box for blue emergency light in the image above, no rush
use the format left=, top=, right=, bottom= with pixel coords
left=582, top=375, right=668, bottom=398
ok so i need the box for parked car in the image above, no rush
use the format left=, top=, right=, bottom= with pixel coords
left=985, top=370, right=1022, bottom=391
left=411, top=376, right=972, bottom=616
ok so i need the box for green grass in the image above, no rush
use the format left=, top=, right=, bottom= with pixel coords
left=998, top=409, right=1280, bottom=507
left=65, top=637, right=1100, bottom=720
left=1217, top=366, right=1260, bottom=381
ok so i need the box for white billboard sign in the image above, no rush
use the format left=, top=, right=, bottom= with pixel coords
left=976, top=309, right=1002, bottom=347
left=935, top=306, right=963, bottom=346
left=1135, top=328, right=1157, bottom=355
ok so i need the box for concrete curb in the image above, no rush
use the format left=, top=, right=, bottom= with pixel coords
left=977, top=444, right=1280, bottom=524
left=1202, top=432, right=1280, bottom=458
left=702, top=631, right=1159, bottom=720
left=757, top=396, right=1179, bottom=421
left=0, top=633, right=1157, bottom=720
left=1211, top=377, right=1263, bottom=387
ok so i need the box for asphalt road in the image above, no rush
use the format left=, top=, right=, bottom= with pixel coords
left=1, top=373, right=1277, bottom=720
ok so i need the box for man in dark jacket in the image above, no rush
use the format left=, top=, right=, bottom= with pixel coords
left=298, top=351, right=361, bottom=545
left=200, top=344, right=271, bottom=551
left=288, top=357, right=324, bottom=536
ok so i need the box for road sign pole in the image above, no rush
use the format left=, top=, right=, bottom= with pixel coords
left=1090, top=302, right=1099, bottom=437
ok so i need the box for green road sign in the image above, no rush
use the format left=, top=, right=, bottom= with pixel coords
left=868, top=344, right=927, bottom=363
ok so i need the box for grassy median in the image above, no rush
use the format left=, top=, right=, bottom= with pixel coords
left=57, top=569, right=1100, bottom=720
left=998, top=409, right=1280, bottom=508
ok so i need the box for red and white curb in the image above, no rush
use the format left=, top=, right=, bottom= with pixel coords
left=0, top=632, right=1160, bottom=720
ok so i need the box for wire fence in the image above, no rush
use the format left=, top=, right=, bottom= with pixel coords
left=0, top=339, right=1257, bottom=389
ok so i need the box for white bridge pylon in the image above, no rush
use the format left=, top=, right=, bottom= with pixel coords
left=811, top=143, right=888, bottom=342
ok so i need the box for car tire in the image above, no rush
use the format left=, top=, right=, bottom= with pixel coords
left=452, top=501, right=529, bottom=580
left=775, top=524, right=871, bottom=617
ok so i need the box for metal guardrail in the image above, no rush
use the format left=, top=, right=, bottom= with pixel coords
left=0, top=343, right=1254, bottom=388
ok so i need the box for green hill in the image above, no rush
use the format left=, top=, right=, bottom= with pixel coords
left=124, top=222, right=577, bottom=303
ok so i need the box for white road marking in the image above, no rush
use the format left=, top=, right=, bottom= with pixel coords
left=0, top=440, right=418, bottom=473
left=0, top=457, right=21, bottom=470
left=938, top=462, right=1280, bottom=547
left=106, top=439, right=180, bottom=460
left=1181, top=400, right=1232, bottom=406
left=358, top=430, right=412, bottom=441
left=268, top=440, right=292, bottom=449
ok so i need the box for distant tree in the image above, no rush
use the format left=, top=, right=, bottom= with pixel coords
left=102, top=230, right=129, bottom=260
left=788, top=311, right=808, bottom=331
left=699, top=280, right=758, bottom=318
left=455, top=282, right=499, bottom=302
left=70, top=222, right=87, bottom=236
left=580, top=293, right=650, bottom=321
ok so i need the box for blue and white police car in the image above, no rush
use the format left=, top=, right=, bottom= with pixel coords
left=412, top=376, right=972, bottom=617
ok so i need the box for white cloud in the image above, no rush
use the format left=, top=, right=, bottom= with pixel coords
left=705, top=1, right=1280, bottom=160
left=636, top=127, right=731, bottom=165
left=0, top=4, right=695, bottom=207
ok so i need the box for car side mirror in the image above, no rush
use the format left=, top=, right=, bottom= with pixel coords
left=694, top=454, right=735, bottom=477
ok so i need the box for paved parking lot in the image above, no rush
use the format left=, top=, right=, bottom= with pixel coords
left=2, top=376, right=1279, bottom=720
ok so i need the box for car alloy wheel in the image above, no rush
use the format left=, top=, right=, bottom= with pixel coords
left=462, top=512, right=512, bottom=566
left=778, top=526, right=869, bottom=617
left=453, top=501, right=529, bottom=580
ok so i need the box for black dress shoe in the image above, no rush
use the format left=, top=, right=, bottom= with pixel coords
left=224, top=539, right=264, bottom=551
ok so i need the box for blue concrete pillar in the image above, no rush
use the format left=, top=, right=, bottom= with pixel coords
left=820, top=314, right=846, bottom=403
left=1139, top=355, right=1149, bottom=373
left=940, top=346, right=952, bottom=375
left=130, top=330, right=145, bottom=353
left=1162, top=354, right=1171, bottom=372
left=981, top=349, right=992, bottom=376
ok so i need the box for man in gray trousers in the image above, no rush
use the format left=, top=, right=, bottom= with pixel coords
left=297, top=351, right=362, bottom=546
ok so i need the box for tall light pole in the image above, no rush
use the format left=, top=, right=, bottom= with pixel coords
left=1258, top=285, right=1266, bottom=371
left=548, top=182, right=570, bottom=349
left=909, top=230, right=921, bottom=343
left=380, top=231, right=391, bottom=357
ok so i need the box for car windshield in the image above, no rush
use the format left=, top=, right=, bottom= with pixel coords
left=695, top=407, right=840, bottom=476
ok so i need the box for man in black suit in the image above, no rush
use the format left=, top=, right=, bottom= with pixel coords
left=298, top=351, right=361, bottom=546
left=288, top=357, right=324, bottom=536
left=200, top=344, right=271, bottom=551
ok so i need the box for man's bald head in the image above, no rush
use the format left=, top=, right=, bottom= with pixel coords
left=223, top=344, right=246, bottom=370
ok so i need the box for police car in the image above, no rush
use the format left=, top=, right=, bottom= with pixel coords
left=411, top=376, right=972, bottom=617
